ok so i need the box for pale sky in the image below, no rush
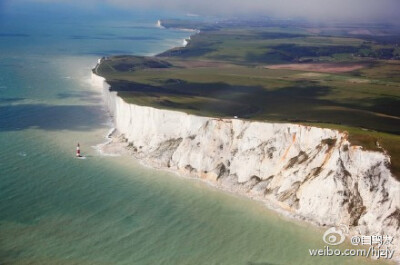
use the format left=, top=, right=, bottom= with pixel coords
left=3, top=0, right=400, bottom=24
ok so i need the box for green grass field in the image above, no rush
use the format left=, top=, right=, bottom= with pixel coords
left=95, top=22, right=400, bottom=178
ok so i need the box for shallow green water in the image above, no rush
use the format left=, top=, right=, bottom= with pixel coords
left=0, top=3, right=391, bottom=265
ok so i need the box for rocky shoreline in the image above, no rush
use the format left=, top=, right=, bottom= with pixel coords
left=92, top=70, right=400, bottom=262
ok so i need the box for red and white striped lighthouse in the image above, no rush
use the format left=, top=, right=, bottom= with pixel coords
left=76, top=143, right=81, bottom=157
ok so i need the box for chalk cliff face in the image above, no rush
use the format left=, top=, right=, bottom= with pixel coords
left=92, top=72, right=400, bottom=254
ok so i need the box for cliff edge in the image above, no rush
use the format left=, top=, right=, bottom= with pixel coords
left=92, top=71, right=400, bottom=259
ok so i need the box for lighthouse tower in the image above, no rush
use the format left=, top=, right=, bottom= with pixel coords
left=76, top=143, right=81, bottom=157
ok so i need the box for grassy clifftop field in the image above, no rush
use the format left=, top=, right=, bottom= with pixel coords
left=95, top=19, right=400, bottom=178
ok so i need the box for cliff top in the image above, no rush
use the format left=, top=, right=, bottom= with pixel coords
left=95, top=20, right=400, bottom=179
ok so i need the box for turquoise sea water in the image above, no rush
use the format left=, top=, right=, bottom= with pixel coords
left=0, top=3, right=390, bottom=265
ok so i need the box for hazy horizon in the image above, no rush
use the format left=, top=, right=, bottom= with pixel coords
left=1, top=0, right=400, bottom=26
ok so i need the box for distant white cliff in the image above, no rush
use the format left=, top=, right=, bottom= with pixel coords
left=92, top=71, right=400, bottom=259
left=156, top=20, right=164, bottom=29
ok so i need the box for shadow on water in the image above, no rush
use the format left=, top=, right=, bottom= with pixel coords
left=70, top=35, right=160, bottom=41
left=57, top=91, right=102, bottom=104
left=0, top=33, right=30, bottom=38
left=0, top=97, right=25, bottom=103
left=0, top=104, right=105, bottom=131
left=246, top=262, right=282, bottom=265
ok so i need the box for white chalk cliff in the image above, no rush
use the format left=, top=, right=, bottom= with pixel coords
left=92, top=71, right=400, bottom=257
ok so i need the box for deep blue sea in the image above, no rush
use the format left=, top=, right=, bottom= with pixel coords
left=0, top=2, right=386, bottom=264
